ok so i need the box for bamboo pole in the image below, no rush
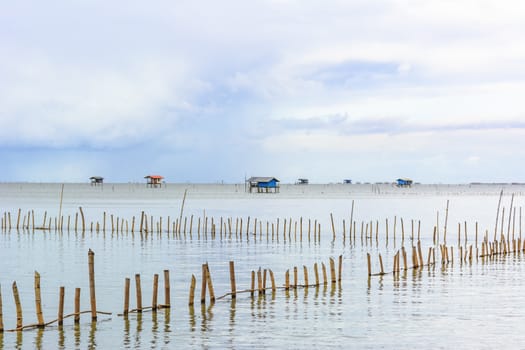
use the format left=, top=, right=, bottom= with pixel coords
left=229, top=261, right=236, bottom=299
left=257, top=269, right=263, bottom=295
left=338, top=255, right=343, bottom=282
left=367, top=253, right=371, bottom=276
left=322, top=262, right=327, bottom=285
left=285, top=270, right=290, bottom=290
left=378, top=254, right=385, bottom=275
left=349, top=200, right=354, bottom=239
left=13, top=282, right=23, bottom=329
left=163, top=270, right=170, bottom=308
left=293, top=267, right=298, bottom=289
left=135, top=274, right=142, bottom=313
left=88, top=249, right=97, bottom=321
left=200, top=265, right=207, bottom=304
left=79, top=207, right=86, bottom=233
left=329, top=258, right=336, bottom=283
left=34, top=271, right=45, bottom=327
left=16, top=208, right=21, bottom=231
left=251, top=271, right=256, bottom=296
left=269, top=270, right=276, bottom=293
left=123, top=278, right=130, bottom=315
left=314, top=263, right=320, bottom=286
left=303, top=266, right=309, bottom=287
left=58, top=286, right=65, bottom=326
left=58, top=184, right=64, bottom=231
left=189, top=275, right=196, bottom=306
left=152, top=274, right=159, bottom=311
left=330, top=213, right=336, bottom=241
left=74, top=288, right=80, bottom=323
left=206, top=264, right=215, bottom=303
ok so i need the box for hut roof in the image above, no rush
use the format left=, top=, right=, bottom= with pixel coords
left=145, top=175, right=164, bottom=179
left=89, top=176, right=104, bottom=180
left=246, top=177, right=280, bottom=183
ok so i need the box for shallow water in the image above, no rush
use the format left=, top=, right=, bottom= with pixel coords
left=0, top=183, right=524, bottom=349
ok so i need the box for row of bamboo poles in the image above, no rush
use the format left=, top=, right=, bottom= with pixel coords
left=0, top=250, right=109, bottom=332
left=0, top=249, right=343, bottom=333
left=366, top=193, right=524, bottom=276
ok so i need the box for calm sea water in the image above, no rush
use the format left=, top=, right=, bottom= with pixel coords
left=1, top=183, right=525, bottom=349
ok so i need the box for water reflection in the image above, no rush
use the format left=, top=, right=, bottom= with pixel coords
left=88, top=321, right=97, bottom=349
left=57, top=326, right=65, bottom=350
left=15, top=330, right=22, bottom=350
left=34, top=328, right=44, bottom=350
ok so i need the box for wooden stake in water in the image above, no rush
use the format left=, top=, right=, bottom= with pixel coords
left=189, top=275, right=196, bottom=306
left=269, top=270, right=276, bottom=293
left=367, top=253, right=371, bottom=276
left=152, top=274, right=159, bottom=311
left=200, top=264, right=208, bottom=304
left=13, top=282, right=23, bottom=329
left=314, top=263, right=320, bottom=286
left=135, top=274, right=142, bottom=312
left=329, top=258, right=336, bottom=283
left=229, top=261, right=236, bottom=299
left=338, top=255, right=343, bottom=282
left=74, top=288, right=80, bottom=323
left=58, top=286, right=65, bottom=326
left=88, top=249, right=97, bottom=321
left=79, top=207, right=86, bottom=233
left=34, top=271, right=45, bottom=327
left=205, top=264, right=215, bottom=303
left=123, top=278, right=130, bottom=315
left=163, top=270, right=170, bottom=308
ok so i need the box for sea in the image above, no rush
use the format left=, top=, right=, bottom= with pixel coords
left=1, top=182, right=524, bottom=349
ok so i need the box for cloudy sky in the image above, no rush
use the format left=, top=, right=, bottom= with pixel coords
left=2, top=0, right=525, bottom=184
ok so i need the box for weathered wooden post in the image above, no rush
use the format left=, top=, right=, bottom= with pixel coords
left=74, top=288, right=80, bottom=323
left=257, top=269, right=263, bottom=295
left=269, top=270, right=276, bottom=293
left=250, top=271, right=255, bottom=296
left=79, top=207, right=86, bottom=233
left=321, top=263, right=327, bottom=285
left=297, top=266, right=305, bottom=288
left=152, top=274, right=159, bottom=311
left=285, top=270, right=290, bottom=290
left=34, top=271, right=45, bottom=327
left=187, top=275, right=196, bottom=307
left=329, top=258, right=336, bottom=283
left=205, top=264, right=215, bottom=303
left=123, top=278, right=130, bottom=315
left=200, top=265, right=207, bottom=304
left=13, top=282, right=23, bottom=329
left=367, top=253, right=371, bottom=276
left=88, top=249, right=97, bottom=321
left=314, top=263, right=320, bottom=286
left=229, top=261, right=236, bottom=299
left=338, top=255, right=343, bottom=282
left=163, top=270, right=170, bottom=308
left=58, top=286, right=65, bottom=326
left=135, top=274, right=142, bottom=313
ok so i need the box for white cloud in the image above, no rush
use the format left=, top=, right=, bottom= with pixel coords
left=2, top=0, right=525, bottom=182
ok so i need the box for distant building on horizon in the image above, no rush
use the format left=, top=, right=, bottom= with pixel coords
left=89, top=176, right=104, bottom=186
left=396, top=178, right=413, bottom=187
left=246, top=177, right=280, bottom=193
left=145, top=175, right=164, bottom=188
left=343, top=179, right=352, bottom=184
left=296, top=178, right=309, bottom=185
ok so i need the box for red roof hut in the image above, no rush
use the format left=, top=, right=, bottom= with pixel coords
left=145, top=175, right=164, bottom=188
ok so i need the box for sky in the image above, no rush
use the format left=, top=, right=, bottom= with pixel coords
left=2, top=0, right=525, bottom=184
